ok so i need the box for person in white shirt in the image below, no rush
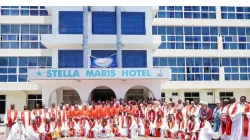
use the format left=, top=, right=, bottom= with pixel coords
left=6, top=117, right=27, bottom=140
left=19, top=105, right=30, bottom=129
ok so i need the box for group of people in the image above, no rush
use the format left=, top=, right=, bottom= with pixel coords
left=3, top=96, right=250, bottom=140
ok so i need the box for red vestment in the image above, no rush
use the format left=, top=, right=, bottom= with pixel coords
left=148, top=110, right=156, bottom=123
left=243, top=102, right=250, bottom=137
left=166, top=121, right=175, bottom=138
left=67, top=121, right=75, bottom=137
left=90, top=108, right=98, bottom=119
left=88, top=121, right=96, bottom=138
left=32, top=109, right=42, bottom=127
left=21, top=110, right=30, bottom=128
left=155, top=118, right=163, bottom=137
left=98, top=107, right=107, bottom=118
left=44, top=123, right=52, bottom=140
left=225, top=103, right=238, bottom=135
left=6, top=109, right=18, bottom=130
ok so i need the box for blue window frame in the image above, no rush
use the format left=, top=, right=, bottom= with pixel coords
left=92, top=12, right=116, bottom=34
left=58, top=50, right=83, bottom=68
left=0, top=57, right=51, bottom=82
left=59, top=11, right=83, bottom=34
left=122, top=50, right=147, bottom=68
left=221, top=7, right=250, bottom=19
left=121, top=12, right=146, bottom=35
left=156, top=6, right=216, bottom=19
left=0, top=6, right=48, bottom=16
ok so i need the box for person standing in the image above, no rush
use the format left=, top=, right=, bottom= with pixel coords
left=20, top=105, right=30, bottom=129
left=213, top=101, right=221, bottom=132
left=31, top=104, right=43, bottom=127
left=4, top=103, right=19, bottom=138
left=222, top=97, right=243, bottom=140
left=240, top=96, right=250, bottom=140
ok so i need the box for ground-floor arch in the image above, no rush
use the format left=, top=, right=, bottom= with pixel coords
left=124, top=85, right=154, bottom=101
left=49, top=86, right=81, bottom=106
left=89, top=86, right=116, bottom=102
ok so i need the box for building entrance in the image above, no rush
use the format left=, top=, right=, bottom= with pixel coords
left=90, top=87, right=116, bottom=102
left=63, top=90, right=81, bottom=104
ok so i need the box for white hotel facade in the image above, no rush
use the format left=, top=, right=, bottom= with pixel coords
left=0, top=6, right=250, bottom=120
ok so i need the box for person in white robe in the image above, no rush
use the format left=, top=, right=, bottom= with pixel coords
left=4, top=103, right=19, bottom=139
left=165, top=115, right=178, bottom=138
left=88, top=117, right=99, bottom=138
left=79, top=116, right=90, bottom=137
left=19, top=105, right=30, bottom=129
left=53, top=118, right=66, bottom=139
left=63, top=117, right=77, bottom=137
left=116, top=111, right=127, bottom=136
left=221, top=97, right=243, bottom=140
left=99, top=118, right=111, bottom=138
left=152, top=113, right=166, bottom=137
left=195, top=115, right=214, bottom=140
left=126, top=114, right=138, bottom=139
left=185, top=115, right=199, bottom=140
left=240, top=96, right=250, bottom=140
left=218, top=99, right=229, bottom=138
left=134, top=114, right=145, bottom=136
left=26, top=117, right=42, bottom=140
left=6, top=117, right=27, bottom=140
left=39, top=117, right=54, bottom=140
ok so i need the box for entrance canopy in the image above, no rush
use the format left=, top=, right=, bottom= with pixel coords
left=27, top=68, right=171, bottom=81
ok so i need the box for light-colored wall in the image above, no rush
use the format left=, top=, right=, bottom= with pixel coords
left=161, top=89, right=250, bottom=103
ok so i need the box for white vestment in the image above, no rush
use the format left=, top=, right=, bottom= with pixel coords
left=117, top=115, right=127, bottom=136
left=165, top=121, right=178, bottom=138
left=98, top=124, right=111, bottom=138
left=4, top=110, right=17, bottom=138
left=240, top=103, right=250, bottom=140
left=219, top=106, right=227, bottom=136
left=18, top=111, right=30, bottom=129
left=80, top=119, right=90, bottom=137
left=26, top=125, right=40, bottom=140
left=221, top=103, right=243, bottom=140
left=39, top=122, right=54, bottom=140
left=6, top=122, right=26, bottom=140
left=88, top=120, right=99, bottom=138
left=127, top=117, right=138, bottom=139
left=185, top=121, right=199, bottom=140
left=63, top=120, right=77, bottom=137
left=152, top=118, right=167, bottom=137
left=197, top=121, right=214, bottom=140
left=134, top=117, right=145, bottom=136
left=182, top=106, right=188, bottom=122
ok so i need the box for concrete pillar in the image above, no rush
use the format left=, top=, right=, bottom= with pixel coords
left=219, top=67, right=225, bottom=81
left=52, top=49, right=58, bottom=68
left=216, top=6, right=221, bottom=20
left=42, top=88, right=53, bottom=107
left=217, top=36, right=223, bottom=51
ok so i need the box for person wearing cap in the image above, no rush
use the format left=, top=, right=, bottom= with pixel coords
left=6, top=117, right=26, bottom=140
left=39, top=117, right=53, bottom=140
left=26, top=118, right=42, bottom=140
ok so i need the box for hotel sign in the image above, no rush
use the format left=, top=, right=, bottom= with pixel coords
left=28, top=68, right=171, bottom=80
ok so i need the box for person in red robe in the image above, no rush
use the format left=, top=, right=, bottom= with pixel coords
left=89, top=104, right=98, bottom=119
left=71, top=105, right=81, bottom=123
left=57, top=105, right=66, bottom=123
left=88, top=117, right=98, bottom=138
left=148, top=108, right=156, bottom=123
left=135, top=106, right=143, bottom=118
left=40, top=118, right=53, bottom=140
left=66, top=117, right=75, bottom=137
left=108, top=103, right=116, bottom=117
left=31, top=104, right=43, bottom=127
left=154, top=112, right=165, bottom=138
left=144, top=119, right=151, bottom=137
left=115, top=103, right=121, bottom=116
left=240, top=96, right=250, bottom=139
left=176, top=108, right=183, bottom=122
left=98, top=103, right=107, bottom=119
left=201, top=103, right=213, bottom=122
left=65, top=104, right=72, bottom=121
left=4, top=103, right=19, bottom=138
left=49, top=103, right=57, bottom=119
left=81, top=105, right=89, bottom=118
left=175, top=116, right=186, bottom=139
left=110, top=122, right=120, bottom=137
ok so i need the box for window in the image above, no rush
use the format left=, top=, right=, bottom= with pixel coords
left=92, top=12, right=146, bottom=35
left=153, top=57, right=219, bottom=81
left=92, top=12, right=116, bottom=34
left=222, top=57, right=250, bottom=80
left=0, top=95, right=6, bottom=114
left=172, top=92, right=178, bottom=96
left=207, top=92, right=213, bottom=95
left=156, top=6, right=216, bottom=19
left=161, top=92, right=165, bottom=101
left=58, top=50, right=83, bottom=68
left=63, top=90, right=81, bottom=105
left=121, top=12, right=146, bottom=35
left=27, top=94, right=42, bottom=110
left=184, top=92, right=200, bottom=102
left=0, top=57, right=51, bottom=82
left=59, top=11, right=83, bottom=34
left=220, top=27, right=250, bottom=50
left=0, top=6, right=48, bottom=16
left=0, top=24, right=51, bottom=49
left=122, top=50, right=147, bottom=68
left=221, top=7, right=250, bottom=19
left=219, top=92, right=234, bottom=101
left=153, top=26, right=218, bottom=50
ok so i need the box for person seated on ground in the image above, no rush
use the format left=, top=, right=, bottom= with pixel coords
left=26, top=118, right=42, bottom=140
left=185, top=115, right=199, bottom=140
left=79, top=116, right=90, bottom=137
left=144, top=119, right=151, bottom=137
left=126, top=112, right=138, bottom=138
left=110, top=122, right=121, bottom=137
left=39, top=117, right=54, bottom=140
left=88, top=117, right=99, bottom=138
left=153, top=112, right=166, bottom=138
left=165, top=114, right=178, bottom=138
left=53, top=118, right=64, bottom=139
left=134, top=113, right=145, bottom=136
left=195, top=115, right=213, bottom=140
left=64, top=117, right=76, bottom=137
left=6, top=117, right=27, bottom=140
left=99, top=117, right=111, bottom=138
left=175, top=116, right=186, bottom=139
